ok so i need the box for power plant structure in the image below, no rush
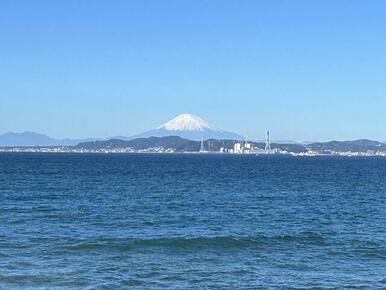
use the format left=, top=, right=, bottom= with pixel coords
left=199, top=136, right=206, bottom=153
left=227, top=130, right=277, bottom=155
left=265, top=130, right=271, bottom=152
left=201, top=130, right=284, bottom=155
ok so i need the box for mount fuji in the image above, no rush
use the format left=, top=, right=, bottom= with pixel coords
left=134, top=113, right=243, bottom=141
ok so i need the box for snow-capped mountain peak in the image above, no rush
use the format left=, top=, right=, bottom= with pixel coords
left=157, top=113, right=219, bottom=132
left=134, top=113, right=243, bottom=140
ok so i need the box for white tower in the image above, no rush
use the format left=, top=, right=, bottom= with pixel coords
left=265, top=130, right=271, bottom=153
left=200, top=136, right=204, bottom=152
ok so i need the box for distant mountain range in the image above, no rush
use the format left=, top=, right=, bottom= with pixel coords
left=0, top=114, right=242, bottom=147
left=307, top=139, right=386, bottom=152
left=0, top=132, right=100, bottom=147
left=1, top=114, right=386, bottom=153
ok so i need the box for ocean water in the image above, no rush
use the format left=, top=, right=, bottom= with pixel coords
left=0, top=153, right=385, bottom=289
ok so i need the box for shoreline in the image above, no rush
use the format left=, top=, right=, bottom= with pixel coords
left=0, top=149, right=385, bottom=157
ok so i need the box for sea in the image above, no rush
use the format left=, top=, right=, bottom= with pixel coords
left=0, top=153, right=385, bottom=289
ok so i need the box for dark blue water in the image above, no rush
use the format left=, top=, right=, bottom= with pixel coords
left=0, top=153, right=385, bottom=289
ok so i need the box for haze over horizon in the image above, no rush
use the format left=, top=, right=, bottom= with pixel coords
left=1, top=1, right=386, bottom=141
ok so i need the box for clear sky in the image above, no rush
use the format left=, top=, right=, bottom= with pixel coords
left=1, top=0, right=385, bottom=141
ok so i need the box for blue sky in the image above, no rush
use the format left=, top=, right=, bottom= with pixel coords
left=1, top=0, right=385, bottom=141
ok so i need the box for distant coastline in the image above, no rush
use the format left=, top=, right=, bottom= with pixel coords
left=2, top=114, right=386, bottom=157
left=1, top=136, right=386, bottom=157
